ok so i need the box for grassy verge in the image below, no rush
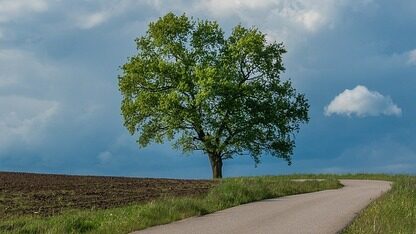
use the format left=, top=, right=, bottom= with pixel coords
left=0, top=176, right=341, bottom=234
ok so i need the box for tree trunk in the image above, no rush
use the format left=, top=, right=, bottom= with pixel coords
left=209, top=153, right=223, bottom=179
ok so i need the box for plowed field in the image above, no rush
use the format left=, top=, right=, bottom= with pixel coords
left=0, top=172, right=216, bottom=219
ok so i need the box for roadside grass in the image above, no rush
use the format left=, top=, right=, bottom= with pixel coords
left=0, top=176, right=341, bottom=234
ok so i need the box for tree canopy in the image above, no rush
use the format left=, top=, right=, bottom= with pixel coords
left=119, top=13, right=309, bottom=178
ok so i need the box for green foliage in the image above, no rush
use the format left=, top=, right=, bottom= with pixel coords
left=119, top=12, right=309, bottom=174
left=0, top=176, right=339, bottom=234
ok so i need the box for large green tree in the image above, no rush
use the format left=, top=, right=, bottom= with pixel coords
left=119, top=13, right=309, bottom=179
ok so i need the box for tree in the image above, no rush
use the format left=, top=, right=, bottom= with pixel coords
left=118, top=13, right=309, bottom=179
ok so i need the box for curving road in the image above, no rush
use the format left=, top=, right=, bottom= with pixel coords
left=133, top=180, right=391, bottom=234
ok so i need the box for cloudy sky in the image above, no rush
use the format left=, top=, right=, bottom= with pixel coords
left=1, top=0, right=415, bottom=178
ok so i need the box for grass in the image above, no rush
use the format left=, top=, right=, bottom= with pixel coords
left=0, top=175, right=341, bottom=234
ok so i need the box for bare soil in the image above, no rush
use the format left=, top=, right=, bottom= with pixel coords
left=0, top=172, right=216, bottom=219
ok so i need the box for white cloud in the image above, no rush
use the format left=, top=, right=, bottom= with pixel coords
left=76, top=11, right=109, bottom=29
left=66, top=0, right=370, bottom=42
left=324, top=85, right=402, bottom=117
left=0, top=46, right=117, bottom=156
left=0, top=49, right=56, bottom=88
left=195, top=0, right=276, bottom=16
left=295, top=10, right=325, bottom=31
left=0, top=95, right=59, bottom=152
left=0, top=0, right=48, bottom=23
left=72, top=0, right=149, bottom=29
left=191, top=0, right=345, bottom=34
left=407, top=49, right=416, bottom=65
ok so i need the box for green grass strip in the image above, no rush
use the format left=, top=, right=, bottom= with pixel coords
left=0, top=176, right=341, bottom=234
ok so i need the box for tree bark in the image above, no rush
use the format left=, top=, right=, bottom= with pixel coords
left=209, top=153, right=223, bottom=179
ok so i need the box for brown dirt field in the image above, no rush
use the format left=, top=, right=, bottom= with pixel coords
left=0, top=172, right=217, bottom=219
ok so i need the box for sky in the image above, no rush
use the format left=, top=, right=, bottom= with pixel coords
left=0, top=0, right=415, bottom=179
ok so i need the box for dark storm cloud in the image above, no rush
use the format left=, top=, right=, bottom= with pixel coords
left=0, top=0, right=415, bottom=178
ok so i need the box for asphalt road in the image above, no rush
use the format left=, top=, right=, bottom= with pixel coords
left=133, top=180, right=391, bottom=234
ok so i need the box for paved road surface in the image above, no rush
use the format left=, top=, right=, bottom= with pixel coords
left=133, top=180, right=391, bottom=234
